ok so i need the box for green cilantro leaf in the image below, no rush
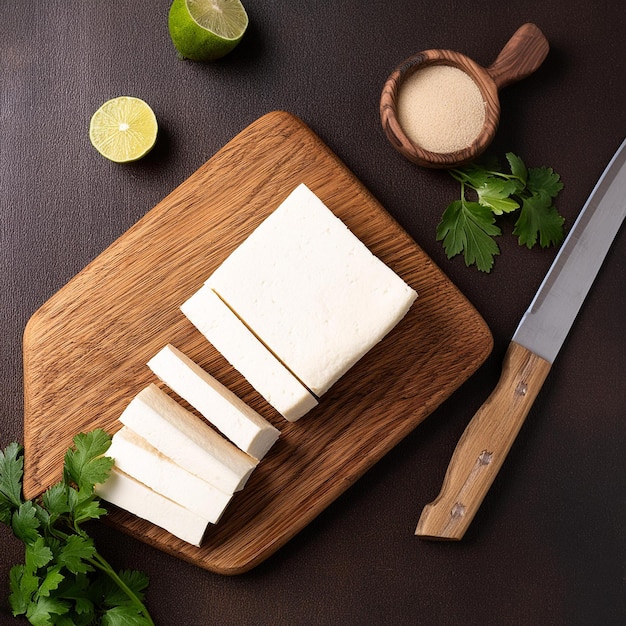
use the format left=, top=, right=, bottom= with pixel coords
left=440, top=153, right=565, bottom=271
left=0, top=499, right=12, bottom=526
left=73, top=595, right=95, bottom=618
left=120, top=570, right=150, bottom=600
left=42, top=483, right=71, bottom=518
left=44, top=537, right=63, bottom=562
left=55, top=572, right=95, bottom=621
left=53, top=617, right=85, bottom=626
left=33, top=502, right=53, bottom=535
left=450, top=163, right=491, bottom=189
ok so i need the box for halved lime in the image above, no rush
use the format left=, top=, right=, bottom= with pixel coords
left=168, top=0, right=248, bottom=62
left=89, top=97, right=158, bottom=163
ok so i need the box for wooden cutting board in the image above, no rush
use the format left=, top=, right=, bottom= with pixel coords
left=23, top=111, right=492, bottom=574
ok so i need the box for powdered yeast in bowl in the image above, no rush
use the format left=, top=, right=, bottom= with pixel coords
left=396, top=65, right=486, bottom=154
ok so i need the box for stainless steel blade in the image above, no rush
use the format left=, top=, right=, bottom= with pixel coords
left=512, top=138, right=626, bottom=363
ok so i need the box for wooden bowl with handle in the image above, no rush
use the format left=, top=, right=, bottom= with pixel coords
left=380, top=23, right=549, bottom=168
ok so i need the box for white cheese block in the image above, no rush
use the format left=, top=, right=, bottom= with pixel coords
left=206, top=183, right=418, bottom=396
left=148, top=344, right=280, bottom=460
left=108, top=426, right=233, bottom=524
left=119, top=384, right=257, bottom=492
left=181, top=285, right=318, bottom=422
left=96, top=467, right=209, bottom=547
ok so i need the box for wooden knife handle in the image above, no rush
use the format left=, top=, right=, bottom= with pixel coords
left=415, top=341, right=551, bottom=540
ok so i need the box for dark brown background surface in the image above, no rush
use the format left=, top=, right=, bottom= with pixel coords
left=1, top=1, right=625, bottom=624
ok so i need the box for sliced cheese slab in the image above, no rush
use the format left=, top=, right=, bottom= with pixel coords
left=119, top=384, right=257, bottom=492
left=108, top=426, right=233, bottom=524
left=148, top=344, right=280, bottom=460
left=96, top=467, right=209, bottom=547
left=181, top=286, right=318, bottom=422
left=206, top=183, right=418, bottom=396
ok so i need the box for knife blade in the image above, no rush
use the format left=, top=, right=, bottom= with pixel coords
left=415, top=138, right=626, bottom=540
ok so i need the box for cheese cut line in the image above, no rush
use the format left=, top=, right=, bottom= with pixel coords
left=206, top=183, right=418, bottom=397
left=118, top=383, right=257, bottom=493
left=210, top=289, right=319, bottom=400
left=148, top=343, right=280, bottom=460
left=181, top=285, right=319, bottom=422
left=107, top=426, right=233, bottom=524
left=95, top=467, right=210, bottom=547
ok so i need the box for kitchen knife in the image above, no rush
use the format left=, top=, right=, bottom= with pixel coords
left=415, top=138, right=626, bottom=540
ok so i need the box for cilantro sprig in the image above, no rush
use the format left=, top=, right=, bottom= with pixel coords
left=436, top=152, right=565, bottom=272
left=0, top=430, right=155, bottom=626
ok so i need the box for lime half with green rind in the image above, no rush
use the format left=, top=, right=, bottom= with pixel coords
left=89, top=96, right=158, bottom=163
left=168, top=0, right=249, bottom=62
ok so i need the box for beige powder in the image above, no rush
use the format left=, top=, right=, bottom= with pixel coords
left=397, top=64, right=486, bottom=153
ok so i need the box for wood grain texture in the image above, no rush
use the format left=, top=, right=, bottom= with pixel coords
left=415, top=341, right=551, bottom=540
left=380, top=23, right=548, bottom=168
left=485, top=23, right=549, bottom=89
left=381, top=49, right=500, bottom=168
left=23, top=111, right=493, bottom=574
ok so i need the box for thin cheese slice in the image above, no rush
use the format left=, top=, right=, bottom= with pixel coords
left=119, top=384, right=257, bottom=492
left=148, top=344, right=280, bottom=460
left=206, top=183, right=418, bottom=396
left=181, top=285, right=318, bottom=422
left=96, top=467, right=209, bottom=547
left=108, top=426, right=233, bottom=524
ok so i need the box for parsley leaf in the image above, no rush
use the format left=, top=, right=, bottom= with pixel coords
left=25, top=537, right=53, bottom=571
left=64, top=430, right=114, bottom=492
left=527, top=165, right=564, bottom=199
left=475, top=178, right=520, bottom=214
left=100, top=570, right=150, bottom=609
left=37, top=565, right=64, bottom=598
left=1, top=430, right=155, bottom=626
left=73, top=497, right=109, bottom=527
left=12, top=502, right=42, bottom=544
left=9, top=565, right=35, bottom=615
left=101, top=604, right=154, bottom=626
left=41, top=483, right=70, bottom=531
left=26, top=594, right=70, bottom=625
left=57, top=535, right=96, bottom=575
left=506, top=152, right=527, bottom=186
left=0, top=442, right=25, bottom=512
left=438, top=152, right=565, bottom=271
left=436, top=198, right=501, bottom=273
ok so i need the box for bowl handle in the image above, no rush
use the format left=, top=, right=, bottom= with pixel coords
left=486, top=23, right=549, bottom=90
